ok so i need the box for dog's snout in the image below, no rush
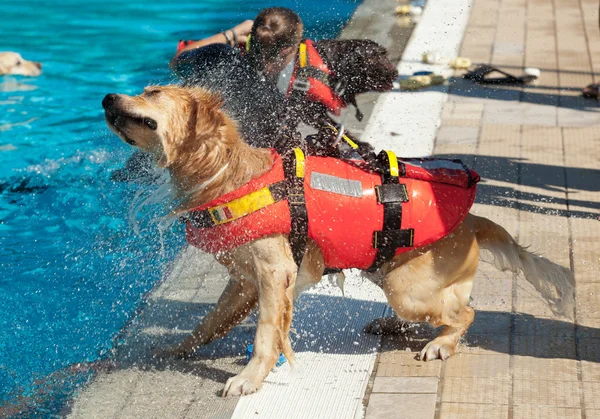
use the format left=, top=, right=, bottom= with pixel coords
left=102, top=94, right=118, bottom=110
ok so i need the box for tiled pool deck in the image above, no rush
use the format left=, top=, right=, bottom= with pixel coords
left=364, top=0, right=600, bottom=417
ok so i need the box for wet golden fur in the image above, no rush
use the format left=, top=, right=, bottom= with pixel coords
left=0, top=52, right=42, bottom=76
left=103, top=85, right=575, bottom=397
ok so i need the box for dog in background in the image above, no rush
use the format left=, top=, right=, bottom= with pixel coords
left=0, top=52, right=42, bottom=77
left=287, top=39, right=398, bottom=126
left=102, top=85, right=574, bottom=397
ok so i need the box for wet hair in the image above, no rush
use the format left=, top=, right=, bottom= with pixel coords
left=248, top=7, right=303, bottom=67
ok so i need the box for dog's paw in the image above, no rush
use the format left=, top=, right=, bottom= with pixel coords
left=363, top=317, right=407, bottom=335
left=222, top=374, right=259, bottom=397
left=419, top=339, right=455, bottom=361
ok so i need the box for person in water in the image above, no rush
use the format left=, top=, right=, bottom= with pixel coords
left=171, top=8, right=302, bottom=97
left=171, top=7, right=397, bottom=126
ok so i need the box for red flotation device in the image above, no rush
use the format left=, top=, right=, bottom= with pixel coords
left=184, top=149, right=479, bottom=270
left=287, top=39, right=346, bottom=116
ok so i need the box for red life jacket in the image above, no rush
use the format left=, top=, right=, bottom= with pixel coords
left=177, top=40, right=194, bottom=52
left=185, top=149, right=479, bottom=270
left=287, top=40, right=346, bottom=115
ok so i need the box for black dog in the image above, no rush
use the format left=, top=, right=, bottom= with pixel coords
left=287, top=39, right=398, bottom=128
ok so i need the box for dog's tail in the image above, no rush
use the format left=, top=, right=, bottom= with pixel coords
left=472, top=215, right=575, bottom=317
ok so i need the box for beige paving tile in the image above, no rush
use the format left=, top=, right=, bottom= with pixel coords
left=433, top=143, right=479, bottom=158
left=513, top=379, right=581, bottom=407
left=443, top=354, right=509, bottom=378
left=578, top=317, right=600, bottom=338
left=512, top=334, right=577, bottom=359
left=458, top=334, right=510, bottom=355
left=372, top=376, right=438, bottom=393
left=513, top=315, right=575, bottom=337
left=441, top=376, right=510, bottom=404
left=441, top=118, right=481, bottom=128
left=583, top=381, right=600, bottom=410
left=577, top=283, right=600, bottom=318
left=436, top=126, right=480, bottom=145
left=514, top=279, right=564, bottom=318
left=467, top=310, right=511, bottom=336
left=512, top=405, right=582, bottom=419
left=579, top=338, right=600, bottom=374
left=512, top=356, right=579, bottom=382
left=438, top=403, right=508, bottom=419
left=570, top=218, right=600, bottom=279
left=581, top=360, right=600, bottom=383
left=469, top=267, right=513, bottom=313
left=377, top=352, right=442, bottom=377
left=365, top=393, right=436, bottom=419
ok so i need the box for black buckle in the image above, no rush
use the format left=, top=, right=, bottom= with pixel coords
left=373, top=229, right=414, bottom=249
left=288, top=192, right=306, bottom=205
left=376, top=184, right=409, bottom=204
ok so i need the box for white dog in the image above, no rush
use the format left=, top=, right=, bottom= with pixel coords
left=0, top=52, right=42, bottom=76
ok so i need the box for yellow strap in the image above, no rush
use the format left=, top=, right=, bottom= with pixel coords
left=208, top=186, right=275, bottom=225
left=245, top=34, right=251, bottom=52
left=342, top=134, right=359, bottom=149
left=385, top=150, right=399, bottom=177
left=299, top=42, right=307, bottom=68
left=294, top=147, right=305, bottom=178
left=325, top=124, right=359, bottom=149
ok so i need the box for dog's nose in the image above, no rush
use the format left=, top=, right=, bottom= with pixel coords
left=35, top=62, right=42, bottom=70
left=102, top=94, right=118, bottom=109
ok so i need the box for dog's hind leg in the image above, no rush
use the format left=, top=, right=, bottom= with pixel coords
left=222, top=235, right=297, bottom=397
left=295, top=241, right=326, bottom=298
left=382, top=222, right=480, bottom=361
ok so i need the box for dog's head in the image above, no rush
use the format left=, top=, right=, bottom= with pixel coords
left=0, top=52, right=42, bottom=77
left=317, top=39, right=397, bottom=95
left=102, top=85, right=229, bottom=169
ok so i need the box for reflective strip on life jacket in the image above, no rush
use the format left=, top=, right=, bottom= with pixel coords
left=208, top=185, right=277, bottom=225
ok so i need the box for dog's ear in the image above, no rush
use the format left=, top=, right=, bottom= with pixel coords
left=157, top=88, right=228, bottom=168
left=189, top=88, right=227, bottom=140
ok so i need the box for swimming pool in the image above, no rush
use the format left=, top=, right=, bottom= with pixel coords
left=0, top=0, right=359, bottom=415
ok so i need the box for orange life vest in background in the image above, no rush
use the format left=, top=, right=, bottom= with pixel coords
left=287, top=40, right=346, bottom=115
left=185, top=149, right=479, bottom=270
left=176, top=38, right=345, bottom=115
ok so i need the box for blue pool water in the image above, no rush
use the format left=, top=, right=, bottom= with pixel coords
left=0, top=0, right=359, bottom=415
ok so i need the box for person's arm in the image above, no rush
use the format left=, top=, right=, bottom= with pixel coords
left=171, top=20, right=253, bottom=64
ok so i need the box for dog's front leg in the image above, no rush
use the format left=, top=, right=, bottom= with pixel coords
left=222, top=236, right=297, bottom=397
left=157, top=274, right=258, bottom=358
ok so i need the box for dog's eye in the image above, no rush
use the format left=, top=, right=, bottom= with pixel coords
left=143, top=117, right=157, bottom=130
left=145, top=89, right=160, bottom=97
left=15, top=60, right=21, bottom=66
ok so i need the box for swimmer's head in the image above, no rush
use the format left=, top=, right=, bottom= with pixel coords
left=247, top=7, right=303, bottom=76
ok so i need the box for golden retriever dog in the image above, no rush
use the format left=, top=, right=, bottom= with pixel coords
left=0, top=52, right=42, bottom=77
left=102, top=85, right=575, bottom=397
